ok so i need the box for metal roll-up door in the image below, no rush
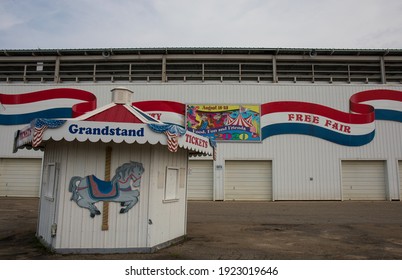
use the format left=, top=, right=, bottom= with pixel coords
left=187, top=160, right=214, bottom=200
left=0, top=158, right=42, bottom=197
left=341, top=160, right=386, bottom=201
left=225, top=160, right=272, bottom=201
left=399, top=161, right=402, bottom=200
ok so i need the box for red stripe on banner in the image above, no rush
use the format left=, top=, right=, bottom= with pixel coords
left=261, top=101, right=374, bottom=124
left=72, top=100, right=97, bottom=118
left=350, top=89, right=402, bottom=103
left=0, top=88, right=97, bottom=118
left=261, top=89, right=402, bottom=125
left=133, top=100, right=185, bottom=115
left=0, top=88, right=95, bottom=104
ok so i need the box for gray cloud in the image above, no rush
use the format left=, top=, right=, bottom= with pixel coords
left=0, top=0, right=401, bottom=49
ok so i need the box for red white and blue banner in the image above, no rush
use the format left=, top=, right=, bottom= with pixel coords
left=136, top=89, right=402, bottom=147
left=5, top=88, right=402, bottom=147
left=0, top=88, right=97, bottom=125
left=261, top=89, right=402, bottom=146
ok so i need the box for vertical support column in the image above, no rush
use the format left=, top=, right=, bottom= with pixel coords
left=312, top=64, right=315, bottom=83
left=23, top=64, right=27, bottom=83
left=380, top=56, right=386, bottom=84
left=54, top=56, right=60, bottom=83
left=162, top=55, right=167, bottom=82
left=93, top=64, right=97, bottom=82
left=272, top=56, right=277, bottom=83
left=102, top=146, right=112, bottom=231
left=202, top=63, right=205, bottom=82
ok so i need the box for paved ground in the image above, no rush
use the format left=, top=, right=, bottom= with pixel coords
left=1, top=197, right=402, bottom=259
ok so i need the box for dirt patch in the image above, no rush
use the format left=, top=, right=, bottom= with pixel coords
left=1, top=198, right=402, bottom=259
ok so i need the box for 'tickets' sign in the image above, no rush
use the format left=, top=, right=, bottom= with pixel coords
left=186, top=104, right=261, bottom=142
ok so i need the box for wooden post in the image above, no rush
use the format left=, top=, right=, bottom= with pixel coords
left=102, top=146, right=112, bottom=231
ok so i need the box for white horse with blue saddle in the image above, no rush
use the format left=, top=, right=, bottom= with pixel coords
left=69, top=161, right=144, bottom=217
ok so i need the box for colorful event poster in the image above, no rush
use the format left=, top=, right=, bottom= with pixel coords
left=186, top=104, right=261, bottom=142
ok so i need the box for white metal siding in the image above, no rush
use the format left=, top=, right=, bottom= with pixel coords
left=0, top=158, right=42, bottom=197
left=225, top=160, right=272, bottom=200
left=187, top=160, right=213, bottom=200
left=147, top=144, right=188, bottom=247
left=399, top=161, right=402, bottom=200
left=342, top=161, right=387, bottom=200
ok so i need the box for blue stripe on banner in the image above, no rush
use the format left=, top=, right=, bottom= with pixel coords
left=0, top=108, right=72, bottom=125
left=262, top=123, right=375, bottom=146
left=375, top=109, right=402, bottom=122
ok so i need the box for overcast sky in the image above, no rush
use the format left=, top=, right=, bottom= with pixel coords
left=1, top=0, right=402, bottom=50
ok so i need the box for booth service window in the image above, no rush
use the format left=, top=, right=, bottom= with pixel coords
left=164, top=167, right=179, bottom=202
left=44, top=162, right=59, bottom=201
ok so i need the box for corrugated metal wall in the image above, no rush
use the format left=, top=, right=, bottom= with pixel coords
left=3, top=83, right=402, bottom=201
left=399, top=161, right=402, bottom=200
left=147, top=144, right=188, bottom=247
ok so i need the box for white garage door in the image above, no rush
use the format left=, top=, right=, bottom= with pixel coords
left=399, top=161, right=402, bottom=200
left=187, top=160, right=214, bottom=200
left=225, top=160, right=272, bottom=201
left=342, top=160, right=386, bottom=201
left=0, top=158, right=42, bottom=197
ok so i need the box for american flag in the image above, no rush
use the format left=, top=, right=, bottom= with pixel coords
left=148, top=123, right=185, bottom=153
left=164, top=131, right=179, bottom=152
left=32, top=119, right=66, bottom=147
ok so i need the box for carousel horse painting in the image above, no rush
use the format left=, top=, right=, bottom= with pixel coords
left=69, top=161, right=145, bottom=218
